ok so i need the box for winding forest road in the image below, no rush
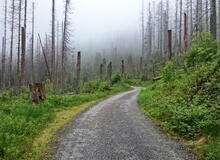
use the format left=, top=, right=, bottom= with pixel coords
left=52, top=87, right=197, bottom=160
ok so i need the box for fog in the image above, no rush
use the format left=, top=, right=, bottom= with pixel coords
left=0, top=0, right=148, bottom=57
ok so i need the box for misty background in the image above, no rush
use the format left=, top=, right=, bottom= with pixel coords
left=0, top=0, right=144, bottom=57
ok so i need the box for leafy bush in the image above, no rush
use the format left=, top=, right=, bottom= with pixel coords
left=138, top=33, right=220, bottom=159
left=161, top=61, right=177, bottom=82
left=112, top=70, right=121, bottom=85
left=184, top=32, right=218, bottom=67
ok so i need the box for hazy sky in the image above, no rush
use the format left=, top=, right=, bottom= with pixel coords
left=0, top=0, right=169, bottom=55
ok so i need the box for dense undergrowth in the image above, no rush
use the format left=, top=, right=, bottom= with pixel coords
left=0, top=74, right=130, bottom=160
left=138, top=33, right=220, bottom=160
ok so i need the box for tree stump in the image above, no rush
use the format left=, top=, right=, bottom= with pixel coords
left=29, top=83, right=46, bottom=104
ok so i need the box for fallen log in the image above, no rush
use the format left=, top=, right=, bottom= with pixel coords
left=153, top=76, right=163, bottom=82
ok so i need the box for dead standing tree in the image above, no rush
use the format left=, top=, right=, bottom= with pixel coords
left=100, top=64, right=103, bottom=83
left=184, top=13, right=188, bottom=52
left=210, top=0, right=217, bottom=39
left=107, top=62, right=112, bottom=87
left=121, top=60, right=125, bottom=86
left=168, top=30, right=172, bottom=60
left=75, top=51, right=81, bottom=94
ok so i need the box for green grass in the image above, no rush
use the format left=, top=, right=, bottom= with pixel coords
left=138, top=62, right=220, bottom=160
left=0, top=82, right=131, bottom=160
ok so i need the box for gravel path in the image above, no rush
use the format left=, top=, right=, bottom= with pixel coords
left=52, top=87, right=197, bottom=160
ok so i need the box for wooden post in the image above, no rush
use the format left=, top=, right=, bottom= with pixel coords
left=121, top=60, right=125, bottom=85
left=184, top=13, right=188, bottom=52
left=75, top=51, right=81, bottom=94
left=168, top=30, right=172, bottom=60
left=107, top=62, right=112, bottom=86
left=100, top=64, right=103, bottom=83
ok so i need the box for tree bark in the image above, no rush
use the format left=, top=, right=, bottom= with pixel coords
left=100, top=64, right=103, bottom=83
left=21, top=27, right=26, bottom=86
left=210, top=0, right=217, bottom=39
left=21, top=0, right=27, bottom=87
left=38, top=34, right=51, bottom=80
left=179, top=0, right=182, bottom=53
left=121, top=60, right=125, bottom=86
left=31, top=2, right=35, bottom=83
left=184, top=13, right=188, bottom=52
left=51, top=0, right=55, bottom=84
left=168, top=30, right=172, bottom=60
left=9, top=0, right=15, bottom=88
left=17, top=0, right=22, bottom=79
left=75, top=51, right=81, bottom=94
left=107, top=62, right=112, bottom=87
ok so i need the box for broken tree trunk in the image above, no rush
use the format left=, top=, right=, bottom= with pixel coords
left=168, top=30, right=172, bottom=60
left=153, top=76, right=163, bottom=82
left=107, top=62, right=112, bottom=87
left=184, top=13, right=188, bottom=52
left=140, top=56, right=143, bottom=77
left=29, top=83, right=46, bottom=104
left=121, top=60, right=125, bottom=85
left=21, top=27, right=26, bottom=87
left=100, top=64, right=103, bottom=83
left=38, top=34, right=52, bottom=81
left=75, top=51, right=81, bottom=94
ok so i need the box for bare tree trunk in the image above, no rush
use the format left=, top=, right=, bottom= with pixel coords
left=107, top=62, right=112, bottom=87
left=31, top=2, right=35, bottom=83
left=2, top=0, right=7, bottom=89
left=51, top=0, right=55, bottom=84
left=175, top=0, right=179, bottom=55
left=140, top=56, right=143, bottom=77
left=75, top=51, right=81, bottom=94
left=210, top=0, right=217, bottom=39
left=9, top=0, right=15, bottom=88
left=184, top=13, right=188, bottom=52
left=100, top=64, right=103, bottom=83
left=1, top=37, right=5, bottom=89
left=61, top=0, right=69, bottom=91
left=179, top=0, right=182, bottom=53
left=21, top=0, right=27, bottom=87
left=38, top=34, right=51, bottom=80
left=21, top=27, right=26, bottom=86
left=190, top=0, right=193, bottom=41
left=17, top=0, right=21, bottom=79
left=121, top=60, right=125, bottom=86
left=56, top=21, right=59, bottom=85
left=141, top=0, right=145, bottom=58
left=168, top=30, right=172, bottom=60
left=206, top=0, right=209, bottom=31
left=196, top=0, right=199, bottom=33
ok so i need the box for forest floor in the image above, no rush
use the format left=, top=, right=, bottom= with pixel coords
left=52, top=87, right=197, bottom=160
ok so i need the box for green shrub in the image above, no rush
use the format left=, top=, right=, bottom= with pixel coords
left=112, top=70, right=121, bottom=85
left=184, top=32, right=218, bottom=67
left=161, top=61, right=177, bottom=82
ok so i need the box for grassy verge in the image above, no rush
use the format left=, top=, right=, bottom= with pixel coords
left=138, top=33, right=220, bottom=160
left=138, top=63, right=220, bottom=160
left=0, top=83, right=131, bottom=160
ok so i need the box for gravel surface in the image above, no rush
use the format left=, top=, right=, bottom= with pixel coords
left=52, top=87, right=197, bottom=160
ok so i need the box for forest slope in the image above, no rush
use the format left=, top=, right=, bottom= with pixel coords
left=138, top=33, right=220, bottom=160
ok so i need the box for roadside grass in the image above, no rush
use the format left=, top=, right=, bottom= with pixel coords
left=138, top=33, right=220, bottom=160
left=0, top=81, right=131, bottom=160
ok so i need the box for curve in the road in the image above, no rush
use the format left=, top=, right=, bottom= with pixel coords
left=52, top=87, right=197, bottom=160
